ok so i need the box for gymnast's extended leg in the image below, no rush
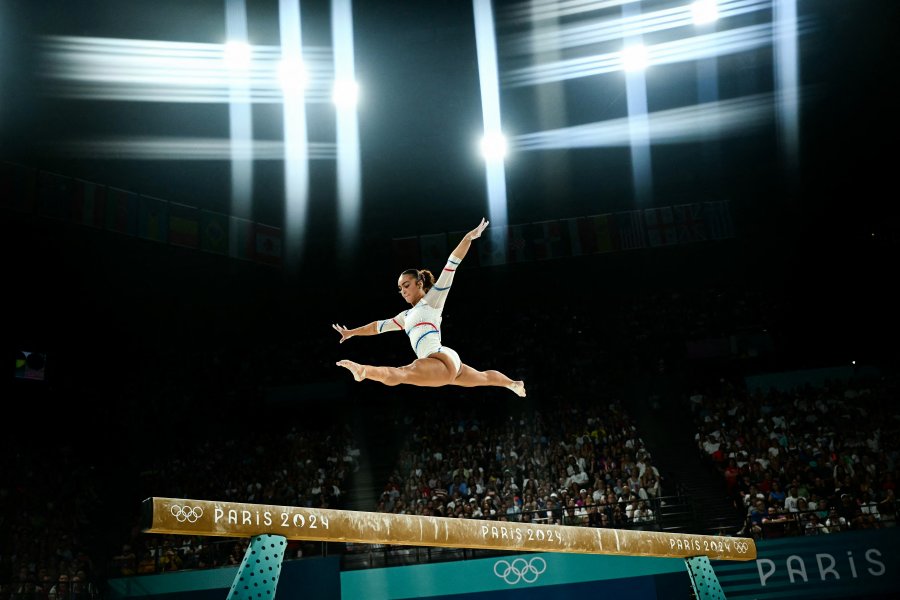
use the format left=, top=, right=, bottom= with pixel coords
left=452, top=364, right=526, bottom=397
left=336, top=356, right=456, bottom=387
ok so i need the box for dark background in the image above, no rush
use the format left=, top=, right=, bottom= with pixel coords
left=3, top=0, right=898, bottom=420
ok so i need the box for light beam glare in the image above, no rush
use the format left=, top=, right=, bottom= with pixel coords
left=514, top=93, right=780, bottom=150
left=498, top=0, right=641, bottom=25
left=41, top=137, right=336, bottom=160
left=503, top=22, right=777, bottom=87
left=691, top=0, right=720, bottom=26
left=501, top=0, right=771, bottom=56
left=225, top=0, right=253, bottom=222
left=773, top=0, right=799, bottom=171
left=623, top=2, right=652, bottom=205
left=37, top=35, right=336, bottom=103
left=474, top=0, right=509, bottom=239
left=280, top=0, right=310, bottom=273
left=332, top=0, right=362, bottom=264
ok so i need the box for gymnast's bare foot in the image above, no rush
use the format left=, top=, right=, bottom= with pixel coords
left=337, top=360, right=367, bottom=382
left=508, top=381, right=526, bottom=397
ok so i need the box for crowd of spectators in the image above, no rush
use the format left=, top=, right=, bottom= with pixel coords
left=0, top=442, right=102, bottom=600
left=692, top=372, right=900, bottom=539
left=370, top=399, right=665, bottom=532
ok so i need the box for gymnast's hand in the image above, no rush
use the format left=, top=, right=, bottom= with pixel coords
left=332, top=323, right=353, bottom=343
left=467, top=217, right=489, bottom=240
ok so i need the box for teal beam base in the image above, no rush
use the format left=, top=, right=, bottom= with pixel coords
left=226, top=534, right=287, bottom=600
left=684, top=555, right=726, bottom=600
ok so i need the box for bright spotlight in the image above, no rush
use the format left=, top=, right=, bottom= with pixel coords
left=480, top=132, right=507, bottom=160
left=622, top=44, right=649, bottom=72
left=278, top=58, right=307, bottom=92
left=224, top=40, right=252, bottom=69
left=691, top=0, right=719, bottom=26
left=332, top=79, right=359, bottom=108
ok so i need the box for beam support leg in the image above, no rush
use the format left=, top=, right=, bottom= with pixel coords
left=226, top=534, right=287, bottom=600
left=684, top=555, right=726, bottom=600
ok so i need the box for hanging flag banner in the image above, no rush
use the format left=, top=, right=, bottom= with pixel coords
left=200, top=209, right=229, bottom=256
left=672, top=203, right=707, bottom=244
left=229, top=216, right=255, bottom=261
left=71, top=179, right=107, bottom=229
left=614, top=210, right=648, bottom=251
left=566, top=214, right=614, bottom=256
left=531, top=220, right=568, bottom=260
left=138, top=194, right=169, bottom=243
left=105, top=187, right=140, bottom=236
left=169, top=202, right=200, bottom=249
left=254, top=223, right=283, bottom=267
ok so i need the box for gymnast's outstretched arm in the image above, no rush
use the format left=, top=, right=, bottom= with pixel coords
left=426, top=218, right=489, bottom=310
left=451, top=217, right=488, bottom=261
left=332, top=321, right=377, bottom=343
left=333, top=312, right=407, bottom=343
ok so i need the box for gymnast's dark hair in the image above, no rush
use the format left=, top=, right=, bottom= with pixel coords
left=400, top=268, right=435, bottom=292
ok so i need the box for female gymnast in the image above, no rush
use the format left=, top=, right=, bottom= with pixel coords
left=334, top=218, right=526, bottom=397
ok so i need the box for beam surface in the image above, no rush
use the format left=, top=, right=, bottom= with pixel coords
left=143, top=497, right=756, bottom=561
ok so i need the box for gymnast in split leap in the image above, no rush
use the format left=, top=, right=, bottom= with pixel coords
left=334, top=218, right=526, bottom=397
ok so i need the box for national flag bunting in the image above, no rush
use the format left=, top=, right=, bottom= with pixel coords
left=71, top=179, right=107, bottom=229
left=644, top=206, right=678, bottom=247
left=138, top=195, right=169, bottom=243
left=105, top=187, right=139, bottom=236
left=614, top=210, right=647, bottom=251
left=672, top=203, right=707, bottom=244
left=169, top=202, right=200, bottom=249
left=200, top=209, right=228, bottom=255
left=566, top=214, right=614, bottom=256
left=531, top=220, right=568, bottom=260
left=704, top=201, right=735, bottom=240
left=229, top=216, right=255, bottom=261
left=507, top=224, right=532, bottom=264
left=254, top=223, right=283, bottom=267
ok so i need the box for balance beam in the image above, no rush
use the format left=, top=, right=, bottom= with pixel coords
left=142, top=497, right=755, bottom=561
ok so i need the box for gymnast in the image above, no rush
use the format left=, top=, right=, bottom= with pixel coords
left=334, top=218, right=526, bottom=397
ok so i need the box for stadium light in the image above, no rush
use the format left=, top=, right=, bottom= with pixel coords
left=621, top=43, right=649, bottom=72
left=223, top=40, right=252, bottom=69
left=691, top=0, right=719, bottom=26
left=331, top=78, right=359, bottom=108
left=480, top=131, right=508, bottom=161
left=278, top=58, right=307, bottom=92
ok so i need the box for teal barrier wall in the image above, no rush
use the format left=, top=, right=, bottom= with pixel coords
left=340, top=528, right=900, bottom=599
left=713, top=528, right=899, bottom=599
left=339, top=553, right=687, bottom=599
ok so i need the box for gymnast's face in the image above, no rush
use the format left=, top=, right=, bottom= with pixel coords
left=398, top=273, right=424, bottom=305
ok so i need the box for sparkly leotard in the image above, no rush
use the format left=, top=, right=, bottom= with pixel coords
left=376, top=254, right=462, bottom=373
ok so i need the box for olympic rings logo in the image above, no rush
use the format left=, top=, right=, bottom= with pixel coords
left=734, top=541, right=748, bottom=554
left=493, top=557, right=547, bottom=585
left=170, top=505, right=204, bottom=523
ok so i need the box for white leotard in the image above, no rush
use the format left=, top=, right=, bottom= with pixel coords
left=376, top=254, right=462, bottom=367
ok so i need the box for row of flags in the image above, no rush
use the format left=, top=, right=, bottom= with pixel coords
left=393, top=201, right=735, bottom=270
left=1, top=162, right=283, bottom=267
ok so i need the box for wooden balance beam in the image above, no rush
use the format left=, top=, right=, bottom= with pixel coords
left=142, top=496, right=755, bottom=561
